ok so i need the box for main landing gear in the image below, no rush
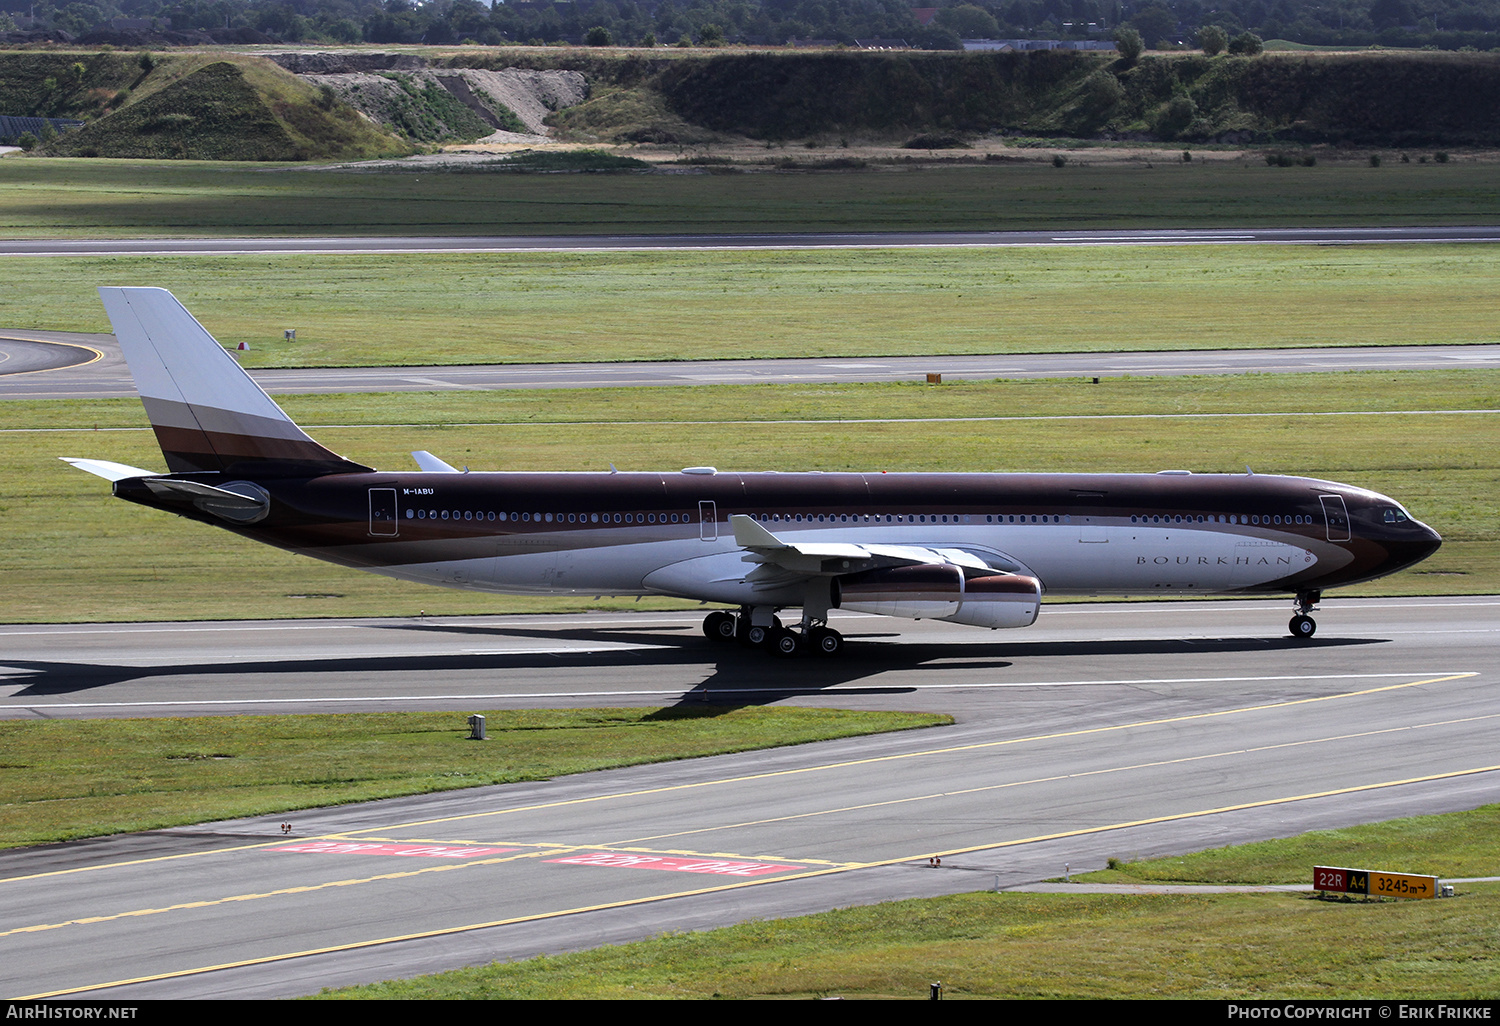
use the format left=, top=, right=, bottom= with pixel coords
left=1289, top=590, right=1321, bottom=640
left=702, top=609, right=844, bottom=657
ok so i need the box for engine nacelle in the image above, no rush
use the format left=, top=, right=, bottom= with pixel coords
left=836, top=564, right=1041, bottom=629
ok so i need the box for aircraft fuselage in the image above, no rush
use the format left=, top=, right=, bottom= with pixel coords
left=112, top=468, right=1440, bottom=606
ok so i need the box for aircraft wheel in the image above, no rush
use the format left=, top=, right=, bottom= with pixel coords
left=808, top=626, right=844, bottom=656
left=704, top=611, right=736, bottom=642
left=745, top=623, right=773, bottom=648
left=771, top=628, right=802, bottom=657
left=1289, top=614, right=1317, bottom=640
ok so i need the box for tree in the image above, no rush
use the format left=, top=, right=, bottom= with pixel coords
left=1114, top=26, right=1144, bottom=61
left=585, top=24, right=614, bottom=44
left=1228, top=30, right=1264, bottom=54
left=1129, top=2, right=1177, bottom=47
left=936, top=3, right=1001, bottom=38
left=1197, top=24, right=1228, bottom=54
left=1084, top=68, right=1124, bottom=110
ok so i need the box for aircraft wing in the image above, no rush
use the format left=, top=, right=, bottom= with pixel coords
left=729, top=514, right=1003, bottom=578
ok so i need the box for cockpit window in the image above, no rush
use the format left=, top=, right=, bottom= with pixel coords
left=1382, top=507, right=1409, bottom=524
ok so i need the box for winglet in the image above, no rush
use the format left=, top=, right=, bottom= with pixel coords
left=412, top=450, right=460, bottom=473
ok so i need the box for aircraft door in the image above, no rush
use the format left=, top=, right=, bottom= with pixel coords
left=699, top=500, right=718, bottom=541
left=369, top=488, right=399, bottom=536
left=1319, top=494, right=1351, bottom=542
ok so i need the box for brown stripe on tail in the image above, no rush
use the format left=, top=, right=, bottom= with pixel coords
left=101, top=287, right=370, bottom=476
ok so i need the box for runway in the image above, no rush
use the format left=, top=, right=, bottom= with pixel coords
left=3, top=332, right=1497, bottom=400
left=3, top=225, right=1500, bottom=257
left=2, top=597, right=1497, bottom=998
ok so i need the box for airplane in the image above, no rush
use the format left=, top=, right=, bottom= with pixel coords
left=63, top=287, right=1442, bottom=656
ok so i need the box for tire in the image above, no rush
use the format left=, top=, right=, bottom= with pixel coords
left=746, top=624, right=772, bottom=648
left=772, top=629, right=801, bottom=657
left=1289, top=614, right=1316, bottom=639
left=703, top=611, right=736, bottom=642
left=809, top=626, right=843, bottom=656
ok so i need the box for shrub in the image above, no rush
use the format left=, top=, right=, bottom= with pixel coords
left=1114, top=27, right=1144, bottom=62
left=1052, top=153, right=1066, bottom=167
left=1369, top=153, right=1382, bottom=167
left=18, top=132, right=36, bottom=151
left=1153, top=95, right=1197, bottom=139
left=585, top=25, right=613, bottom=46
left=137, top=51, right=155, bottom=73
left=1084, top=68, right=1124, bottom=110
left=1197, top=25, right=1228, bottom=55
left=1435, top=151, right=1450, bottom=163
left=1182, top=149, right=1192, bottom=162
left=1228, top=31, right=1263, bottom=55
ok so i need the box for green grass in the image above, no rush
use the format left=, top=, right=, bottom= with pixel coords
left=0, top=159, right=1498, bottom=239
left=8, top=370, right=1495, bottom=622
left=315, top=806, right=1500, bottom=999
left=3, top=245, right=1499, bottom=366
left=316, top=887, right=1500, bottom=999
left=1081, top=804, right=1500, bottom=884
left=0, top=707, right=949, bottom=849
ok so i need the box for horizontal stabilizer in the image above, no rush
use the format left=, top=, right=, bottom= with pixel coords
left=59, top=457, right=157, bottom=482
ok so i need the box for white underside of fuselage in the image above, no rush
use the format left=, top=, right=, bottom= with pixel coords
left=362, top=522, right=1342, bottom=609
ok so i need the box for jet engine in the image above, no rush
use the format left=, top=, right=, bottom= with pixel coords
left=836, top=564, right=1041, bottom=629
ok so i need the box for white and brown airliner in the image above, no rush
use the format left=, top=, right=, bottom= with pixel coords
left=64, top=287, right=1442, bottom=656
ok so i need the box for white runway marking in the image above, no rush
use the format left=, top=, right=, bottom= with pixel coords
left=1, top=671, right=1475, bottom=710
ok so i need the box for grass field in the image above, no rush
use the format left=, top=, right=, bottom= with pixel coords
left=4, top=245, right=1499, bottom=365
left=0, top=707, right=949, bottom=848
left=8, top=370, right=1494, bottom=622
left=1, top=158, right=1498, bottom=240
left=315, top=804, right=1500, bottom=999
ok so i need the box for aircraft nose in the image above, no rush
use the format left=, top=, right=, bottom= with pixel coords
left=1381, top=522, right=1442, bottom=576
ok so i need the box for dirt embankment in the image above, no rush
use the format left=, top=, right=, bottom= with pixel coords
left=264, top=52, right=587, bottom=144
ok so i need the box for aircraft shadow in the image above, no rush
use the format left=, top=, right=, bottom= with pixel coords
left=2, top=624, right=1385, bottom=709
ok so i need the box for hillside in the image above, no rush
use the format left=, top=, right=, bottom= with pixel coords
left=2, top=52, right=410, bottom=160
left=456, top=47, right=1500, bottom=148
left=5, top=47, right=1500, bottom=158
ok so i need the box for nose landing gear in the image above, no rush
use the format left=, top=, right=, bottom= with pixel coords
left=1289, top=590, right=1321, bottom=639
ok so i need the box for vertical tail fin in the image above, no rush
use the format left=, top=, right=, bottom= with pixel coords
left=99, top=287, right=369, bottom=475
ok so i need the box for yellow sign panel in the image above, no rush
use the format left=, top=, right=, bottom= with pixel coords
left=1370, top=871, right=1437, bottom=899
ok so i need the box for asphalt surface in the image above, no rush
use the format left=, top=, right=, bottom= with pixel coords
left=3, top=225, right=1500, bottom=257
left=3, top=330, right=1498, bottom=400
left=2, top=597, right=1496, bottom=998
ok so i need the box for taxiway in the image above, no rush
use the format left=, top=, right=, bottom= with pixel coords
left=2, top=598, right=1496, bottom=998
